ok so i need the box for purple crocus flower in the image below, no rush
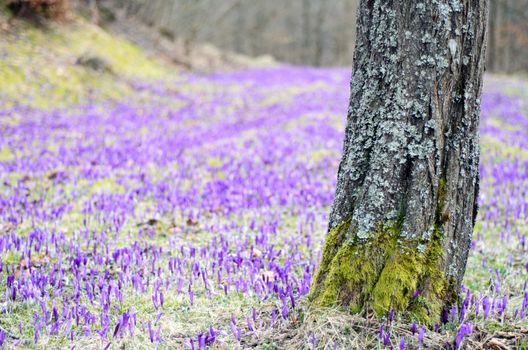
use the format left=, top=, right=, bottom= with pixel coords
left=230, top=321, right=240, bottom=342
left=418, top=326, right=425, bottom=345
left=189, top=290, right=194, bottom=306
left=455, top=323, right=473, bottom=349
left=148, top=321, right=154, bottom=342
left=271, top=308, right=277, bottom=324
left=483, top=296, right=491, bottom=320
left=0, top=329, right=6, bottom=347
left=113, top=322, right=120, bottom=338
left=246, top=316, right=255, bottom=332
left=383, top=332, right=390, bottom=348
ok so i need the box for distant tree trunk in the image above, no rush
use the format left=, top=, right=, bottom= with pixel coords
left=234, top=2, right=246, bottom=53
left=88, top=0, right=99, bottom=24
left=502, top=0, right=511, bottom=73
left=311, top=0, right=488, bottom=324
left=302, top=0, right=312, bottom=63
left=487, top=0, right=497, bottom=71
left=313, top=2, right=327, bottom=66
left=495, top=0, right=505, bottom=71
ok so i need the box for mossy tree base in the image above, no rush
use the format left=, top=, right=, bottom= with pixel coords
left=310, top=219, right=454, bottom=325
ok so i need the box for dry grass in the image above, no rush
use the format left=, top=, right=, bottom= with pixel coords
left=247, top=300, right=528, bottom=349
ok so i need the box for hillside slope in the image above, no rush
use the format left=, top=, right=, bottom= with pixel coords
left=0, top=8, right=176, bottom=108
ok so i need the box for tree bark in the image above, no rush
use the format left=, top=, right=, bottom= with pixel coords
left=311, top=0, right=488, bottom=324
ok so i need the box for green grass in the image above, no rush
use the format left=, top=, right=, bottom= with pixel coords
left=0, top=12, right=175, bottom=109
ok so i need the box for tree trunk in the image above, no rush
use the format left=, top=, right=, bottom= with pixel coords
left=494, top=0, right=504, bottom=71
left=487, top=0, right=496, bottom=71
left=310, top=0, right=488, bottom=324
left=302, top=0, right=312, bottom=63
left=313, top=2, right=327, bottom=66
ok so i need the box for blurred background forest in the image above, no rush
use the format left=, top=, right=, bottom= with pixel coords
left=5, top=0, right=528, bottom=72
left=98, top=0, right=527, bottom=72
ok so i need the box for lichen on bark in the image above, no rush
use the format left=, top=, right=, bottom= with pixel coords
left=311, top=0, right=487, bottom=323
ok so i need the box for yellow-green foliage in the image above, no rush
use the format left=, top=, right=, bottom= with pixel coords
left=481, top=135, right=528, bottom=160
left=0, top=14, right=174, bottom=108
left=89, top=177, right=125, bottom=195
left=0, top=146, right=16, bottom=161
left=62, top=26, right=169, bottom=79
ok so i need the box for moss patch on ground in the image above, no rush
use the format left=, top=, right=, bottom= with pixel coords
left=0, top=12, right=175, bottom=108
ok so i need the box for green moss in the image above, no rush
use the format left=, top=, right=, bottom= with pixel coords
left=371, top=247, right=422, bottom=314
left=311, top=223, right=395, bottom=313
left=436, top=177, right=449, bottom=223
left=312, top=223, right=449, bottom=324
left=310, top=218, right=351, bottom=295
left=0, top=14, right=175, bottom=109
left=311, top=177, right=455, bottom=324
left=314, top=239, right=377, bottom=310
left=63, top=25, right=170, bottom=80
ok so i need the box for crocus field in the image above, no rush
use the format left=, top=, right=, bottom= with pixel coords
left=1, top=55, right=528, bottom=349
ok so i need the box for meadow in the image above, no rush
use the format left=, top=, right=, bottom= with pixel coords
left=0, top=17, right=527, bottom=350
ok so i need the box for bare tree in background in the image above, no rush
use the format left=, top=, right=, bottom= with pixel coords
left=96, top=0, right=524, bottom=70
left=97, top=0, right=359, bottom=66
left=487, top=0, right=528, bottom=72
